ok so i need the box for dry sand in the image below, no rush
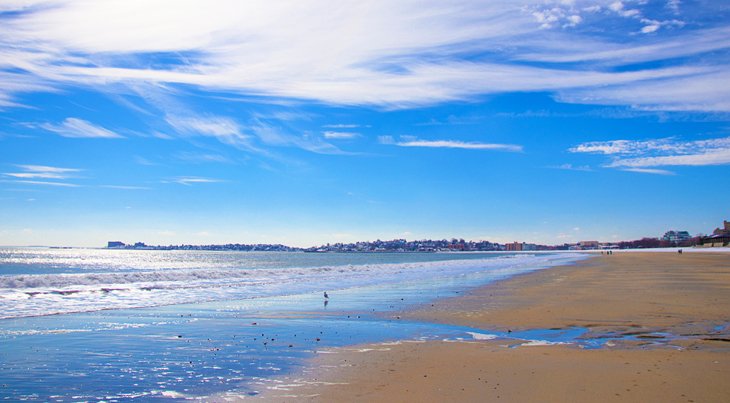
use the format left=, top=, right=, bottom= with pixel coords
left=258, top=252, right=730, bottom=402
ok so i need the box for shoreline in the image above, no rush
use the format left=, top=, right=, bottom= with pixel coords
left=254, top=252, right=730, bottom=402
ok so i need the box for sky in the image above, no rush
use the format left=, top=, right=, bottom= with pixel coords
left=1, top=0, right=729, bottom=247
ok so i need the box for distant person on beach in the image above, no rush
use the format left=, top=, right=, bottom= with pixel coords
left=324, top=291, right=329, bottom=299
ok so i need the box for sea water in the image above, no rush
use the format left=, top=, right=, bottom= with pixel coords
left=0, top=248, right=584, bottom=401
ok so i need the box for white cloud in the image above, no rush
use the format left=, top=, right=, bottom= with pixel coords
left=609, top=1, right=624, bottom=12
left=40, top=117, right=123, bottom=138
left=641, top=24, right=660, bottom=34
left=166, top=115, right=242, bottom=138
left=251, top=123, right=345, bottom=155
left=100, top=185, right=151, bottom=190
left=609, top=148, right=730, bottom=168
left=5, top=172, right=66, bottom=179
left=5, top=164, right=81, bottom=180
left=174, top=152, right=232, bottom=164
left=148, top=81, right=342, bottom=156
left=571, top=135, right=730, bottom=171
left=608, top=1, right=640, bottom=18
left=15, top=164, right=80, bottom=173
left=323, top=131, right=360, bottom=139
left=382, top=136, right=522, bottom=152
left=164, top=114, right=265, bottom=154
left=323, top=124, right=368, bottom=129
left=0, top=0, right=726, bottom=112
left=378, top=135, right=396, bottom=145
left=0, top=71, right=55, bottom=108
left=639, top=18, right=684, bottom=34
left=169, top=176, right=224, bottom=186
left=519, top=26, right=730, bottom=65
left=666, top=0, right=680, bottom=13
left=11, top=180, right=80, bottom=187
left=527, top=1, right=585, bottom=29
left=565, top=15, right=583, bottom=27
left=569, top=140, right=634, bottom=154
left=551, top=163, right=592, bottom=171
left=558, top=70, right=730, bottom=113
left=620, top=167, right=675, bottom=175
left=3, top=164, right=81, bottom=184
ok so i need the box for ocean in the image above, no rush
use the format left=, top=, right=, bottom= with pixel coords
left=0, top=248, right=584, bottom=401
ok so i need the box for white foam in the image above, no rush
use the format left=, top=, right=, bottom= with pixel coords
left=467, top=331, right=498, bottom=340
left=520, top=340, right=569, bottom=346
left=156, top=390, right=187, bottom=398
left=0, top=250, right=585, bottom=319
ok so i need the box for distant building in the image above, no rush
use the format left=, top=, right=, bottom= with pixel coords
left=700, top=220, right=730, bottom=247
left=505, top=242, right=523, bottom=251
left=578, top=241, right=600, bottom=250
left=107, top=241, right=125, bottom=248
left=712, top=220, right=730, bottom=236
left=661, top=230, right=691, bottom=243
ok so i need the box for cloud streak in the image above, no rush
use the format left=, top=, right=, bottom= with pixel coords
left=323, top=131, right=360, bottom=140
left=168, top=176, right=225, bottom=186
left=3, top=165, right=82, bottom=187
left=40, top=118, right=123, bottom=139
left=570, top=135, right=730, bottom=172
left=0, top=1, right=727, bottom=112
left=5, top=164, right=81, bottom=179
left=620, top=167, right=676, bottom=175
left=380, top=136, right=522, bottom=152
left=8, top=180, right=80, bottom=187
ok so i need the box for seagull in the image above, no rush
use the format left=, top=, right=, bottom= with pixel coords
left=324, top=291, right=329, bottom=299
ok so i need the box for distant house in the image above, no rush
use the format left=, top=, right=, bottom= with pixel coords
left=107, top=241, right=125, bottom=248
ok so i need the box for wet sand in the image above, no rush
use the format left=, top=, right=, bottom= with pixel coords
left=407, top=252, right=730, bottom=336
left=258, top=252, right=730, bottom=402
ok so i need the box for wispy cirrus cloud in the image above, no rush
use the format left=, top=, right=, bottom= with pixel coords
left=174, top=152, right=232, bottom=164
left=99, top=185, right=151, bottom=190
left=550, top=163, right=593, bottom=172
left=570, top=135, right=730, bottom=173
left=620, top=167, right=675, bottom=175
left=3, top=165, right=82, bottom=186
left=167, top=176, right=225, bottom=186
left=323, top=131, right=360, bottom=140
left=4, top=164, right=81, bottom=179
left=323, top=124, right=369, bottom=129
left=4, top=179, right=81, bottom=187
left=166, top=116, right=242, bottom=139
left=145, top=85, right=343, bottom=156
left=39, top=118, right=123, bottom=139
left=0, top=1, right=728, bottom=112
left=380, top=135, right=522, bottom=152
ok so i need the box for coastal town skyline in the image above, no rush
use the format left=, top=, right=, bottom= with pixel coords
left=2, top=1, right=729, bottom=247
left=100, top=218, right=729, bottom=251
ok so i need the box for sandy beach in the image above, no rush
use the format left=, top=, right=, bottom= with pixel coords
left=258, top=252, right=730, bottom=402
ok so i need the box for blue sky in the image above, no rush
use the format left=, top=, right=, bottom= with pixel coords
left=1, top=0, right=729, bottom=247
